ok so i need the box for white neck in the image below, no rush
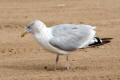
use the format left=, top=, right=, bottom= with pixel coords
left=33, top=25, right=52, bottom=46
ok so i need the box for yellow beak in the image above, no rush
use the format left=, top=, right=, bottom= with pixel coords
left=21, top=32, right=27, bottom=38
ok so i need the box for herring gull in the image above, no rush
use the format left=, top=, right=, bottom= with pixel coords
left=21, top=20, right=102, bottom=70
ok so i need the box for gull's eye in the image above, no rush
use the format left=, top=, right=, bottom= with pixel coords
left=27, top=26, right=31, bottom=29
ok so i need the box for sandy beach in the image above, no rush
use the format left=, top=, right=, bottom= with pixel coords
left=0, top=0, right=120, bottom=80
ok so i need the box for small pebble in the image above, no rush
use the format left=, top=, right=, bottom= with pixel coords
left=44, top=66, right=48, bottom=69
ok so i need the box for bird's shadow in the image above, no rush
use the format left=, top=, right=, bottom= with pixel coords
left=0, top=63, right=71, bottom=71
left=0, top=63, right=89, bottom=71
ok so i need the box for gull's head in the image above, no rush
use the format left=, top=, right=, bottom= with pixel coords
left=21, top=20, right=46, bottom=37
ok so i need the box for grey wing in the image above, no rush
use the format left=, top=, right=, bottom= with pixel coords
left=49, top=24, right=96, bottom=51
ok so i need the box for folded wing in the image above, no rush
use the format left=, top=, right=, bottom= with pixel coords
left=49, top=24, right=96, bottom=51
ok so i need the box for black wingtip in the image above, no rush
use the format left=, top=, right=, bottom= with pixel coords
left=89, top=37, right=113, bottom=47
left=89, top=37, right=102, bottom=46
left=101, top=38, right=113, bottom=45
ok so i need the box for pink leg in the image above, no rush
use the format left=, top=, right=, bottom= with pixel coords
left=66, top=55, right=70, bottom=70
left=54, top=54, right=59, bottom=70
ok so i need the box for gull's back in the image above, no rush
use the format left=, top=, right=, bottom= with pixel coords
left=49, top=24, right=96, bottom=51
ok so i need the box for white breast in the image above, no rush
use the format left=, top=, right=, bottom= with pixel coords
left=33, top=28, right=69, bottom=55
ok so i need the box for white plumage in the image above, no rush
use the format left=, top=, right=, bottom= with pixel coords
left=21, top=20, right=101, bottom=70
